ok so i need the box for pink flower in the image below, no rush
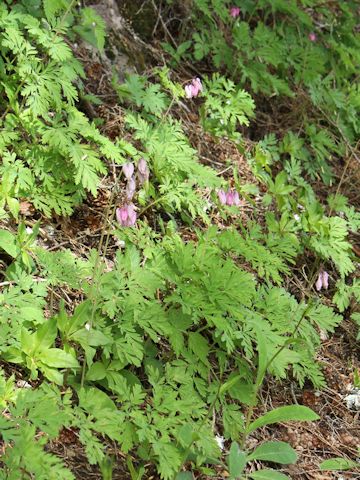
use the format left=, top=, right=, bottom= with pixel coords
left=185, top=84, right=193, bottom=98
left=138, top=158, right=149, bottom=184
left=233, top=191, right=240, bottom=206
left=126, top=177, right=136, bottom=200
left=226, top=191, right=235, bottom=206
left=308, top=32, right=317, bottom=42
left=217, top=189, right=227, bottom=205
left=126, top=203, right=137, bottom=226
left=116, top=203, right=137, bottom=227
left=192, top=78, right=203, bottom=96
left=322, top=271, right=329, bottom=289
left=122, top=162, right=134, bottom=179
left=230, top=6, right=240, bottom=18
left=315, top=270, right=329, bottom=291
left=184, top=78, right=203, bottom=99
left=116, top=206, right=128, bottom=226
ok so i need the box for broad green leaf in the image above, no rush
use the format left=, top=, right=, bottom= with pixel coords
left=249, top=469, right=290, bottom=479
left=40, top=348, right=79, bottom=368
left=71, top=328, right=112, bottom=347
left=247, top=406, right=319, bottom=434
left=0, top=229, right=18, bottom=257
left=175, top=473, right=194, bottom=480
left=34, top=317, right=57, bottom=350
left=67, top=300, right=92, bottom=335
left=228, top=442, right=246, bottom=479
left=86, top=361, right=107, bottom=381
left=247, top=441, right=297, bottom=464
left=320, top=458, right=359, bottom=471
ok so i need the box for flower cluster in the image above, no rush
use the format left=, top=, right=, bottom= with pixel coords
left=230, top=6, right=240, bottom=18
left=308, top=32, right=317, bottom=42
left=315, top=270, right=329, bottom=291
left=217, top=189, right=240, bottom=206
left=116, top=203, right=137, bottom=227
left=185, top=78, right=203, bottom=99
left=117, top=159, right=150, bottom=227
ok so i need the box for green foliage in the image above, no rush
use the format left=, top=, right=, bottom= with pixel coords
left=124, top=110, right=220, bottom=221
left=170, top=0, right=360, bottom=182
left=201, top=74, right=255, bottom=140
left=0, top=0, right=359, bottom=479
left=0, top=2, right=120, bottom=217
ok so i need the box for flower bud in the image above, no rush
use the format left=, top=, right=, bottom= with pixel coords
left=230, top=6, right=240, bottom=18
left=126, top=177, right=136, bottom=200
left=138, top=158, right=149, bottom=184
left=217, top=189, right=227, bottom=205
left=226, top=190, right=235, bottom=206
left=122, top=162, right=134, bottom=179
left=126, top=203, right=137, bottom=226
left=116, top=207, right=128, bottom=226
left=233, top=190, right=240, bottom=206
left=322, top=271, right=329, bottom=289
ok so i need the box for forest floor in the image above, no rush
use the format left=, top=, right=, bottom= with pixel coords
left=2, top=1, right=360, bottom=479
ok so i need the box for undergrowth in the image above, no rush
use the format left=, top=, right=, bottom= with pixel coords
left=0, top=0, right=359, bottom=479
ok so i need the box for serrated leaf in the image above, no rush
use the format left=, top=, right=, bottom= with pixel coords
left=188, top=332, right=209, bottom=365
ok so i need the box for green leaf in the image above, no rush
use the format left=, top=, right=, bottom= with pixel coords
left=249, top=469, right=290, bottom=479
left=220, top=374, right=242, bottom=396
left=320, top=458, right=359, bottom=471
left=247, top=442, right=297, bottom=464
left=175, top=473, right=194, bottom=480
left=188, top=332, right=210, bottom=364
left=86, top=361, right=107, bottom=381
left=253, top=325, right=268, bottom=389
left=247, top=406, right=319, bottom=434
left=35, top=318, right=58, bottom=351
left=40, top=348, right=79, bottom=369
left=0, top=229, right=18, bottom=257
left=228, top=442, right=246, bottom=479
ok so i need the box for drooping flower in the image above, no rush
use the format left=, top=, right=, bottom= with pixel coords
left=116, top=203, right=137, bottom=227
left=322, top=270, right=329, bottom=290
left=315, top=270, right=329, bottom=291
left=230, top=6, right=240, bottom=18
left=217, top=189, right=227, bottom=205
left=126, top=177, right=136, bottom=200
left=315, top=273, right=323, bottom=291
left=122, top=162, right=134, bottom=179
left=116, top=206, right=128, bottom=226
left=308, top=32, right=317, bottom=42
left=233, top=190, right=240, bottom=206
left=185, top=84, right=194, bottom=99
left=184, top=78, right=203, bottom=99
left=225, top=191, right=234, bottom=206
left=126, top=203, right=137, bottom=226
left=138, top=158, right=149, bottom=184
left=192, top=77, right=203, bottom=95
